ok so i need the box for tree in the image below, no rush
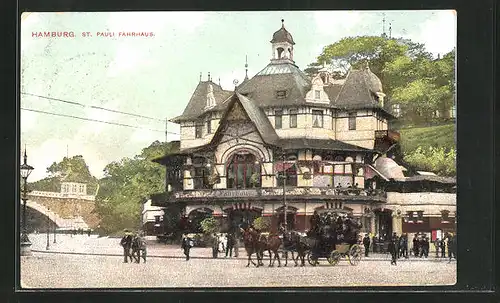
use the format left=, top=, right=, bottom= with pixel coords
left=253, top=217, right=271, bottom=232
left=403, top=146, right=456, bottom=177
left=309, top=36, right=454, bottom=127
left=200, top=217, right=220, bottom=235
left=94, top=140, right=179, bottom=235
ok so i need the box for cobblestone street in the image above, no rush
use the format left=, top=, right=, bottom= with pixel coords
left=21, top=234, right=456, bottom=288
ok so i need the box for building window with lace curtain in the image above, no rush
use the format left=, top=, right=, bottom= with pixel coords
left=289, top=108, right=297, bottom=128
left=275, top=109, right=283, bottom=129
left=312, top=110, right=323, bottom=128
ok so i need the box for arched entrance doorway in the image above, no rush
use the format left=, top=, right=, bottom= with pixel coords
left=223, top=204, right=262, bottom=232
left=187, top=208, right=213, bottom=233
left=374, top=208, right=393, bottom=241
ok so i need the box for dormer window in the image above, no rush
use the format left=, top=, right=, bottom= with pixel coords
left=315, top=90, right=321, bottom=99
left=276, top=90, right=286, bottom=99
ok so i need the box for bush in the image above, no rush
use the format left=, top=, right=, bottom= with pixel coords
left=253, top=217, right=271, bottom=232
left=404, top=146, right=456, bottom=176
left=200, top=217, right=220, bottom=235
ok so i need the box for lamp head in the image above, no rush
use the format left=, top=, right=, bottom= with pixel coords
left=20, top=149, right=34, bottom=179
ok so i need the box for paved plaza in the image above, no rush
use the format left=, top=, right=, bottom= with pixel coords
left=21, top=234, right=456, bottom=288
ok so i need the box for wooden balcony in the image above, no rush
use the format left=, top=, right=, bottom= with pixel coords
left=375, top=130, right=401, bottom=142
left=150, top=187, right=387, bottom=206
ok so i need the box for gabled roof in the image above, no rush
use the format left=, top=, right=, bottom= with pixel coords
left=170, top=81, right=233, bottom=122
left=236, top=93, right=280, bottom=145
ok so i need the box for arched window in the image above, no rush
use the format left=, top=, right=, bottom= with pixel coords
left=226, top=152, right=261, bottom=189
left=276, top=47, right=284, bottom=59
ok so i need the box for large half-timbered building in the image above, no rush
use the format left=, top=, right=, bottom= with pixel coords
left=150, top=21, right=456, bottom=240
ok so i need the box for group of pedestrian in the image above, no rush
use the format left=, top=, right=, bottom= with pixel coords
left=120, top=229, right=147, bottom=264
left=362, top=231, right=457, bottom=265
left=211, top=232, right=239, bottom=259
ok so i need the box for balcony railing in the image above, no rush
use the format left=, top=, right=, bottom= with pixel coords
left=150, top=187, right=387, bottom=205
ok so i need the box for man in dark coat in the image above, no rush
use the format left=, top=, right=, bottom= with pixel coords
left=412, top=234, right=419, bottom=257
left=440, top=238, right=446, bottom=258
left=362, top=234, right=371, bottom=257
left=399, top=234, right=408, bottom=258
left=448, top=233, right=457, bottom=262
left=181, top=234, right=193, bottom=261
left=422, top=236, right=429, bottom=258
left=388, top=234, right=398, bottom=265
left=120, top=230, right=133, bottom=263
left=225, top=232, right=235, bottom=258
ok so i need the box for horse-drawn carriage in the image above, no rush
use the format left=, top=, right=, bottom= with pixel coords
left=305, top=208, right=363, bottom=266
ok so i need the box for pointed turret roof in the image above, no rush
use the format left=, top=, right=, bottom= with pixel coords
left=271, top=19, right=295, bottom=45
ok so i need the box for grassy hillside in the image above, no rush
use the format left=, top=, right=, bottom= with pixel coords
left=398, top=123, right=456, bottom=153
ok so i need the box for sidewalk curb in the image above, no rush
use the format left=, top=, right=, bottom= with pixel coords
left=30, top=250, right=456, bottom=262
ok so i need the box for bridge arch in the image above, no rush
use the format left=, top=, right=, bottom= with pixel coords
left=22, top=199, right=63, bottom=227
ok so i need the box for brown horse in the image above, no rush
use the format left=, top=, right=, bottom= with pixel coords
left=241, top=228, right=260, bottom=267
left=257, top=233, right=283, bottom=267
left=281, top=231, right=309, bottom=267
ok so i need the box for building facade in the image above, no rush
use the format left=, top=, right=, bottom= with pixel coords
left=151, top=21, right=456, bottom=240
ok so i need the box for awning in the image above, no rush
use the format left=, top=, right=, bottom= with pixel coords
left=274, top=161, right=295, bottom=172
left=364, top=164, right=389, bottom=181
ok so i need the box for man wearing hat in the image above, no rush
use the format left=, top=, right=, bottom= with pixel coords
left=120, top=229, right=133, bottom=263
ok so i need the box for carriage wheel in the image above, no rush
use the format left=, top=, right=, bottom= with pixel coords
left=306, top=251, right=317, bottom=266
left=348, top=244, right=362, bottom=266
left=329, top=250, right=341, bottom=266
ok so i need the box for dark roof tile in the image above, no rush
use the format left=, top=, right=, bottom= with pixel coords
left=278, top=138, right=371, bottom=152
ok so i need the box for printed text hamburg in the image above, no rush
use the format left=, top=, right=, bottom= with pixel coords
left=31, top=31, right=155, bottom=38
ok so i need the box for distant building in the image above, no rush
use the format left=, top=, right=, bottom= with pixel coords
left=150, top=20, right=456, bottom=241
left=142, top=199, right=165, bottom=236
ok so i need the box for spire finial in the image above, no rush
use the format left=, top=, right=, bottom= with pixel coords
left=244, top=55, right=249, bottom=80
left=365, top=61, right=370, bottom=70
left=281, top=19, right=285, bottom=28
left=23, top=144, right=27, bottom=164
left=199, top=72, right=202, bottom=82
left=208, top=72, right=211, bottom=82
left=382, top=13, right=386, bottom=36
left=389, top=22, right=392, bottom=38
left=218, top=77, right=221, bottom=86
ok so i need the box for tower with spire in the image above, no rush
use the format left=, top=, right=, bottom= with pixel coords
left=270, top=19, right=295, bottom=63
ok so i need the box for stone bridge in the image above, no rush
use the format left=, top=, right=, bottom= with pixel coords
left=22, top=191, right=100, bottom=230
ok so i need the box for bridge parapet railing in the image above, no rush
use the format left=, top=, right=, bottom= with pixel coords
left=27, top=190, right=95, bottom=201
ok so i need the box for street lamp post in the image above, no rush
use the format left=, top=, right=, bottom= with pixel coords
left=53, top=220, right=57, bottom=243
left=282, top=152, right=287, bottom=233
left=46, top=208, right=50, bottom=250
left=20, top=148, right=34, bottom=256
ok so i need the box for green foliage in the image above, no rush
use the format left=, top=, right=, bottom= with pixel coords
left=199, top=217, right=220, bottom=235
left=399, top=124, right=456, bottom=154
left=29, top=155, right=98, bottom=193
left=253, top=217, right=271, bottom=232
left=94, top=140, right=179, bottom=235
left=403, top=146, right=456, bottom=177
left=310, top=36, right=455, bottom=126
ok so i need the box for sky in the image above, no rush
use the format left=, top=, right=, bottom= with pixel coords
left=20, top=10, right=456, bottom=182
